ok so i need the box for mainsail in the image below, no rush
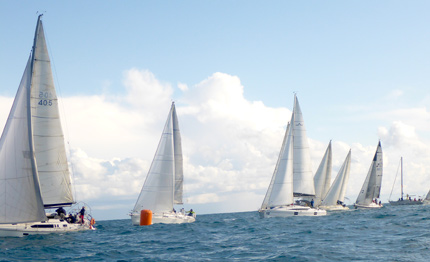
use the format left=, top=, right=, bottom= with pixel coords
left=31, top=17, right=74, bottom=208
left=355, top=142, right=383, bottom=205
left=321, top=150, right=351, bottom=206
left=313, top=141, right=332, bottom=206
left=172, top=105, right=183, bottom=204
left=261, top=123, right=294, bottom=209
left=133, top=103, right=183, bottom=213
left=292, top=95, right=315, bottom=196
left=0, top=16, right=47, bottom=224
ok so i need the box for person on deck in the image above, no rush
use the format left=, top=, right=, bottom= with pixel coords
left=56, top=207, right=66, bottom=219
left=79, top=207, right=86, bottom=224
left=310, top=199, right=314, bottom=208
left=188, top=209, right=194, bottom=216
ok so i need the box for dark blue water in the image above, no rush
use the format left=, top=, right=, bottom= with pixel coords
left=1, top=204, right=429, bottom=261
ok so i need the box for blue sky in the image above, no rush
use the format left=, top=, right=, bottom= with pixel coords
left=1, top=1, right=430, bottom=220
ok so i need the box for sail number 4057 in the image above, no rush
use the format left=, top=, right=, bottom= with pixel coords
left=38, top=92, right=53, bottom=106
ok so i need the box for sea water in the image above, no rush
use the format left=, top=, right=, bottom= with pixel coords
left=1, top=204, right=429, bottom=261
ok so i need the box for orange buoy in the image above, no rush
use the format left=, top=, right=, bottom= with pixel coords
left=90, top=218, right=96, bottom=225
left=140, top=209, right=152, bottom=226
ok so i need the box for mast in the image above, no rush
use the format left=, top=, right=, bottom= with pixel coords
left=401, top=157, right=403, bottom=200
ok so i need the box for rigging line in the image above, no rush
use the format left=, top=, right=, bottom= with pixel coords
left=388, top=159, right=401, bottom=201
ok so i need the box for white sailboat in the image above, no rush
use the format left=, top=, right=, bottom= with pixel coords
left=424, top=190, right=430, bottom=204
left=130, top=102, right=195, bottom=225
left=354, top=142, right=383, bottom=209
left=259, top=95, right=327, bottom=217
left=0, top=15, right=95, bottom=237
left=313, top=141, right=332, bottom=207
left=389, top=157, right=423, bottom=206
left=320, top=150, right=351, bottom=211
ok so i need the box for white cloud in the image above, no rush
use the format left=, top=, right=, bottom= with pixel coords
left=1, top=69, right=429, bottom=220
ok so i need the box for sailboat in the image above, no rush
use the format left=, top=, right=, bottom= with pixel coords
left=354, top=142, right=383, bottom=209
left=320, top=150, right=351, bottom=211
left=424, top=190, right=430, bottom=204
left=0, top=15, right=95, bottom=237
left=258, top=95, right=327, bottom=217
left=389, top=157, right=423, bottom=206
left=130, top=102, right=195, bottom=225
left=313, top=141, right=332, bottom=207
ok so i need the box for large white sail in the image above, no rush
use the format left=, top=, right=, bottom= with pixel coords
left=133, top=103, right=176, bottom=213
left=292, top=95, right=315, bottom=196
left=172, top=105, right=183, bottom=204
left=313, top=141, right=332, bottom=206
left=30, top=19, right=74, bottom=208
left=0, top=54, right=46, bottom=222
left=355, top=142, right=383, bottom=205
left=261, top=123, right=294, bottom=209
left=321, top=150, right=351, bottom=206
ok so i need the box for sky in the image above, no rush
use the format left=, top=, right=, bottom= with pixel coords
left=1, top=1, right=430, bottom=221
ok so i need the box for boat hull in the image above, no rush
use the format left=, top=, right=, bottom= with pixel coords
left=0, top=218, right=95, bottom=237
left=354, top=202, right=383, bottom=209
left=319, top=205, right=349, bottom=211
left=130, top=212, right=196, bottom=226
left=389, top=200, right=423, bottom=206
left=258, top=206, right=327, bottom=218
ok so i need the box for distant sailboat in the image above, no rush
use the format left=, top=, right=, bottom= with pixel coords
left=320, top=150, right=351, bottom=211
left=424, top=190, right=430, bottom=204
left=130, top=102, right=196, bottom=225
left=259, top=95, right=326, bottom=217
left=0, top=15, right=95, bottom=237
left=313, top=141, right=332, bottom=207
left=389, top=157, right=423, bottom=206
left=354, top=142, right=383, bottom=209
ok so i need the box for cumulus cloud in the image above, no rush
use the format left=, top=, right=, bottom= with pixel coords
left=0, top=69, right=429, bottom=219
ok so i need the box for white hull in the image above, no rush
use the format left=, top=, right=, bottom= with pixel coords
left=319, top=205, right=349, bottom=211
left=0, top=218, right=95, bottom=237
left=389, top=200, right=424, bottom=206
left=130, top=212, right=196, bottom=226
left=258, top=206, right=327, bottom=218
left=354, top=202, right=383, bottom=209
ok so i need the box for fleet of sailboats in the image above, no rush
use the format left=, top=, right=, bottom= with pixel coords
left=258, top=95, right=327, bottom=217
left=130, top=102, right=196, bottom=225
left=0, top=15, right=95, bottom=237
left=2, top=15, right=429, bottom=235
